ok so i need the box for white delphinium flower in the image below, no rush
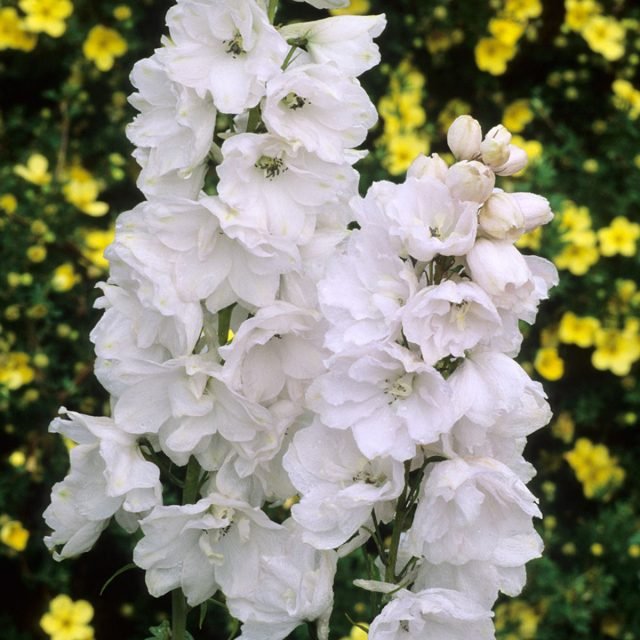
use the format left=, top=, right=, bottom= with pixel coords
left=133, top=493, right=280, bottom=606
left=446, top=115, right=483, bottom=161
left=283, top=420, right=405, bottom=549
left=401, top=280, right=503, bottom=365
left=354, top=176, right=478, bottom=263
left=406, top=457, right=543, bottom=573
left=44, top=411, right=161, bottom=560
left=478, top=189, right=526, bottom=241
left=262, top=62, right=376, bottom=163
left=479, top=124, right=528, bottom=175
left=291, top=0, right=349, bottom=9
left=279, top=15, right=386, bottom=77
left=216, top=133, right=358, bottom=259
left=445, top=160, right=495, bottom=204
left=307, top=343, right=454, bottom=461
left=367, top=588, right=495, bottom=640
left=216, top=519, right=337, bottom=640
left=163, top=0, right=288, bottom=113
left=318, top=227, right=419, bottom=353
left=127, top=52, right=217, bottom=181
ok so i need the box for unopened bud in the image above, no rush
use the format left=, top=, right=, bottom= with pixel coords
left=408, top=153, right=448, bottom=182
left=480, top=125, right=511, bottom=168
left=478, top=190, right=525, bottom=241
left=447, top=116, right=482, bottom=161
left=494, top=145, right=529, bottom=176
left=512, top=192, right=553, bottom=231
left=446, top=160, right=495, bottom=203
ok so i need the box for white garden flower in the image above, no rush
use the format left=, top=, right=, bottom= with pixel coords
left=445, top=160, right=495, bottom=204
left=368, top=588, right=494, bottom=640
left=262, top=63, right=376, bottom=162
left=478, top=189, right=526, bottom=241
left=163, top=0, right=288, bottom=113
left=447, top=115, right=483, bottom=161
left=283, top=421, right=404, bottom=549
left=279, top=15, right=386, bottom=77
left=401, top=280, right=503, bottom=365
left=291, top=0, right=349, bottom=9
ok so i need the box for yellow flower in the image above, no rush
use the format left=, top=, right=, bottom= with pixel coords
left=554, top=230, right=599, bottom=276
left=474, top=37, right=517, bottom=75
left=27, top=245, right=47, bottom=263
left=19, top=0, right=73, bottom=38
left=511, top=135, right=543, bottom=166
left=628, top=544, right=640, bottom=558
left=0, top=193, right=18, bottom=214
left=40, top=595, right=94, bottom=640
left=598, top=216, right=640, bottom=257
left=592, top=327, right=640, bottom=376
left=551, top=411, right=575, bottom=443
left=505, top=0, right=542, bottom=20
left=339, top=624, right=369, bottom=640
left=52, top=263, right=80, bottom=292
left=0, top=520, right=29, bottom=551
left=82, top=228, right=114, bottom=270
left=330, top=0, right=370, bottom=15
left=502, top=99, right=534, bottom=132
left=113, top=5, right=131, bottom=21
left=82, top=25, right=127, bottom=71
left=9, top=450, right=27, bottom=467
left=0, top=7, right=37, bottom=51
left=564, top=0, right=601, bottom=32
left=565, top=438, right=625, bottom=499
left=489, top=18, right=526, bottom=46
left=558, top=201, right=592, bottom=233
left=0, top=352, right=35, bottom=390
left=426, top=30, right=455, bottom=55
left=558, top=311, right=600, bottom=347
left=515, top=226, right=542, bottom=251
left=534, top=347, right=564, bottom=380
left=14, top=153, right=52, bottom=185
left=582, top=15, right=625, bottom=61
left=382, top=133, right=429, bottom=175
left=591, top=542, right=604, bottom=556
left=437, top=98, right=472, bottom=133
left=62, top=165, right=109, bottom=217
left=612, top=79, right=640, bottom=119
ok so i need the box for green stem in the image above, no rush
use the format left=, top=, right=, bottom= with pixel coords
left=281, top=44, right=298, bottom=70
left=384, top=462, right=412, bottom=584
left=268, top=0, right=278, bottom=23
left=172, top=589, right=188, bottom=640
left=183, top=456, right=202, bottom=505
left=217, top=304, right=235, bottom=348
left=246, top=106, right=261, bottom=133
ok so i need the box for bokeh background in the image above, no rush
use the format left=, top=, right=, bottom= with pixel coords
left=1, top=0, right=640, bottom=638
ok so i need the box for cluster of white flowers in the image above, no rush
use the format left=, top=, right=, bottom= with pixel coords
left=43, top=1, right=557, bottom=639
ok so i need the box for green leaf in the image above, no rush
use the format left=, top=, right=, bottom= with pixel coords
left=99, top=562, right=137, bottom=596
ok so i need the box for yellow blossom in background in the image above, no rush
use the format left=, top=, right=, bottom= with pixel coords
left=82, top=228, right=114, bottom=271
left=564, top=0, right=602, bottom=32
left=553, top=229, right=599, bottom=276
left=8, top=450, right=27, bottom=467
left=597, top=216, right=640, bottom=257
left=601, top=616, right=623, bottom=638
left=511, top=135, right=543, bottom=170
left=534, top=346, right=565, bottom=380
left=495, top=600, right=540, bottom=639
left=503, top=99, right=534, bottom=132
left=591, top=542, right=604, bottom=556
left=62, top=165, right=109, bottom=217
left=557, top=201, right=592, bottom=233
left=591, top=326, right=640, bottom=376
left=551, top=411, right=575, bottom=443
left=0, top=194, right=18, bottom=214
left=0, top=352, right=35, bottom=390
left=27, top=245, right=47, bottom=263
left=582, top=15, right=626, bottom=61
left=51, top=263, right=80, bottom=292
left=437, top=98, right=472, bottom=133
left=40, top=595, right=95, bottom=640
left=504, top=0, right=543, bottom=20
left=113, top=5, right=132, bottom=21
left=565, top=438, right=625, bottom=499
left=14, top=153, right=52, bottom=186
left=425, top=30, right=456, bottom=55
left=489, top=18, right=526, bottom=46
left=612, top=79, right=640, bottom=119
left=19, top=0, right=73, bottom=38
left=0, top=7, right=37, bottom=51
left=558, top=311, right=600, bottom=347
left=339, top=623, right=369, bottom=640
left=0, top=520, right=29, bottom=551
left=82, top=25, right=127, bottom=71
left=330, top=0, right=370, bottom=15
left=383, top=132, right=429, bottom=175
left=515, top=226, right=542, bottom=250
left=475, top=37, right=516, bottom=75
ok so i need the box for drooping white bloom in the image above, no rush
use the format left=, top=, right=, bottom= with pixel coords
left=279, top=15, right=386, bottom=77
left=283, top=421, right=405, bottom=549
left=406, top=457, right=543, bottom=572
left=368, top=588, right=495, bottom=640
left=402, top=280, right=502, bottom=365
left=262, top=62, right=376, bottom=162
left=478, top=190, right=525, bottom=241
left=163, top=0, right=288, bottom=113
left=318, top=228, right=418, bottom=352
left=127, top=52, right=216, bottom=180
left=513, top=192, right=554, bottom=231
left=307, top=344, right=454, bottom=461
left=445, top=160, right=495, bottom=204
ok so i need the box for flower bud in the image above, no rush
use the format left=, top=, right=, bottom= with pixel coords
left=478, top=190, right=525, bottom=241
left=512, top=192, right=553, bottom=231
left=493, top=145, right=529, bottom=176
left=407, top=153, right=448, bottom=182
left=446, top=160, right=495, bottom=204
left=447, top=115, right=482, bottom=161
left=480, top=125, right=511, bottom=168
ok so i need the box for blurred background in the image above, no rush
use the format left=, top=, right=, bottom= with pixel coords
left=1, top=0, right=639, bottom=638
